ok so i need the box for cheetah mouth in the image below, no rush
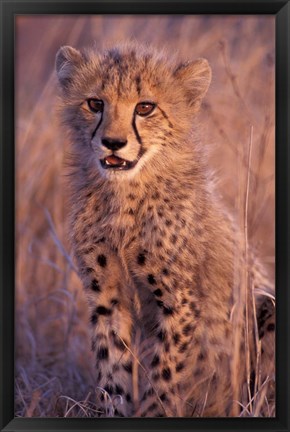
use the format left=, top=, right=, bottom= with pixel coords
left=100, top=155, right=138, bottom=171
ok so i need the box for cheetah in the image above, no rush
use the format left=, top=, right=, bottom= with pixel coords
left=55, top=42, right=275, bottom=417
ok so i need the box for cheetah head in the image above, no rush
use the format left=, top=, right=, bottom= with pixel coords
left=56, top=42, right=211, bottom=181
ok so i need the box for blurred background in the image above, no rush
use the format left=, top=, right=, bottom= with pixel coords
left=15, top=15, right=275, bottom=417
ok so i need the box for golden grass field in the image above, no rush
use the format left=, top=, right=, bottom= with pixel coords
left=15, top=15, right=275, bottom=417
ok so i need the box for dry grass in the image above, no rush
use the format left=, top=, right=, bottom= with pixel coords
left=15, top=15, right=275, bottom=417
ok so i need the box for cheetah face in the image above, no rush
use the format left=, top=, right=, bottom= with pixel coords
left=86, top=98, right=158, bottom=177
left=99, top=101, right=155, bottom=173
left=56, top=43, right=211, bottom=181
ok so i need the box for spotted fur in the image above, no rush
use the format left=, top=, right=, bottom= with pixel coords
left=56, top=42, right=275, bottom=417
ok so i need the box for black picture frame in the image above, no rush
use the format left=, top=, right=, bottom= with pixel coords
left=0, top=0, right=289, bottom=431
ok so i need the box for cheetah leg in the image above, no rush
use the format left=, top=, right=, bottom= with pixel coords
left=137, top=298, right=199, bottom=417
left=77, top=248, right=134, bottom=417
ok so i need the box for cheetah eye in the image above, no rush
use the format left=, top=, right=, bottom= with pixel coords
left=87, top=99, right=104, bottom=113
left=135, top=102, right=156, bottom=117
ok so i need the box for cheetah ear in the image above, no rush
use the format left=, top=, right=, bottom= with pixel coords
left=174, top=58, right=212, bottom=111
left=55, top=46, right=84, bottom=90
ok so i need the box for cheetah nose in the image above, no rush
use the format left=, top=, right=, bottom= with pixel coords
left=102, top=137, right=128, bottom=151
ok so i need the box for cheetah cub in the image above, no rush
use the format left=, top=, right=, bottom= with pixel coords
left=56, top=42, right=275, bottom=417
